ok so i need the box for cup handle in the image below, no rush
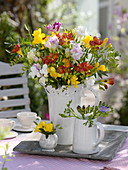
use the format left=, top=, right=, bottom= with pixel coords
left=94, top=122, right=104, bottom=146
left=11, top=120, right=15, bottom=129
left=36, top=116, right=41, bottom=121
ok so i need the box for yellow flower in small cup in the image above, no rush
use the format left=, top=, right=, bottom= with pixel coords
left=34, top=121, right=62, bottom=139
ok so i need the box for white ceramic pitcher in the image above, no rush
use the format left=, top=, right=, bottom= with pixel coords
left=73, top=119, right=104, bottom=154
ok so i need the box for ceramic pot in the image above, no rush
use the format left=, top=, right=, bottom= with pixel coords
left=39, top=134, right=58, bottom=151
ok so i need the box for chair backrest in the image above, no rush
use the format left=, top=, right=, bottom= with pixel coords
left=0, top=62, right=30, bottom=118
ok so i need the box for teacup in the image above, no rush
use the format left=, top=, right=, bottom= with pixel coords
left=0, top=119, right=15, bottom=132
left=17, top=112, right=41, bottom=129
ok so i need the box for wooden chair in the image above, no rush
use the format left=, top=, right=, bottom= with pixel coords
left=0, top=62, right=30, bottom=118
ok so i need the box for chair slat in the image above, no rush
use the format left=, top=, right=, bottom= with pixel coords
left=0, top=87, right=29, bottom=97
left=0, top=77, right=28, bottom=86
left=0, top=98, right=30, bottom=108
left=0, top=62, right=24, bottom=75
left=0, top=109, right=31, bottom=118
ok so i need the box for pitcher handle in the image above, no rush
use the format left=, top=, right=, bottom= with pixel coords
left=86, top=86, right=100, bottom=106
left=94, top=122, right=104, bottom=146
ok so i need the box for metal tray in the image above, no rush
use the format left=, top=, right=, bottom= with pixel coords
left=13, top=130, right=127, bottom=161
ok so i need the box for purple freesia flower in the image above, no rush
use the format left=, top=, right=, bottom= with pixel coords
left=46, top=22, right=61, bottom=32
left=70, top=43, right=83, bottom=61
left=99, top=106, right=109, bottom=113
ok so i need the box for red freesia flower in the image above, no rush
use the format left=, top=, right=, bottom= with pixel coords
left=90, top=36, right=103, bottom=46
left=74, top=62, right=93, bottom=73
left=42, top=53, right=58, bottom=64
left=103, top=78, right=114, bottom=85
left=11, top=44, right=21, bottom=53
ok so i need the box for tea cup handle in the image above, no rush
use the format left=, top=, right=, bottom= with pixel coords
left=36, top=116, right=41, bottom=121
left=94, top=122, right=104, bottom=146
left=11, top=120, right=15, bottom=129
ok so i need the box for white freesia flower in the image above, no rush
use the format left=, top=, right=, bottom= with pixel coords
left=39, top=77, right=46, bottom=86
left=27, top=49, right=36, bottom=60
left=40, top=64, right=48, bottom=77
left=29, top=65, right=41, bottom=78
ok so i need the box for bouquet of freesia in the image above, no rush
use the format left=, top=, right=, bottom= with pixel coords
left=11, top=22, right=120, bottom=90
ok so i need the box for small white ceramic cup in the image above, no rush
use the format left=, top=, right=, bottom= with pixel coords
left=17, top=112, right=41, bottom=129
left=0, top=119, right=15, bottom=132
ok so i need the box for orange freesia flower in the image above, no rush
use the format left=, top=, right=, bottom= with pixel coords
left=74, top=62, right=93, bottom=73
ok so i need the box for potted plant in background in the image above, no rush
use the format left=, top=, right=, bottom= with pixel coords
left=59, top=100, right=113, bottom=154
left=34, top=120, right=62, bottom=151
left=10, top=22, right=120, bottom=145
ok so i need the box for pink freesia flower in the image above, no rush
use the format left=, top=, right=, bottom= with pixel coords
left=46, top=22, right=61, bottom=32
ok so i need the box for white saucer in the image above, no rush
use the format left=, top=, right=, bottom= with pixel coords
left=4, top=131, right=18, bottom=139
left=13, top=125, right=33, bottom=132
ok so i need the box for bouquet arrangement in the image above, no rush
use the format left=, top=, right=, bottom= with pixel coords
left=59, top=100, right=113, bottom=127
left=11, top=22, right=120, bottom=90
left=34, top=121, right=62, bottom=138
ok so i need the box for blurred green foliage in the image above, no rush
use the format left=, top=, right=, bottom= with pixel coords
left=116, top=91, right=128, bottom=125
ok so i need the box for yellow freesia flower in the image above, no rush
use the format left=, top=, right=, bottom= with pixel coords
left=48, top=67, right=61, bottom=78
left=98, top=65, right=107, bottom=72
left=69, top=75, right=80, bottom=88
left=95, top=62, right=100, bottom=67
left=82, top=35, right=93, bottom=48
left=34, top=121, right=46, bottom=132
left=62, top=58, right=70, bottom=68
left=101, top=38, right=108, bottom=47
left=44, top=123, right=53, bottom=132
left=106, top=43, right=112, bottom=48
left=32, top=28, right=46, bottom=45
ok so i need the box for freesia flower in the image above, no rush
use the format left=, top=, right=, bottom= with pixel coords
left=32, top=28, right=46, bottom=45
left=40, top=64, right=48, bottom=77
left=44, top=35, right=59, bottom=49
left=102, top=78, right=114, bottom=85
left=11, top=44, right=23, bottom=56
left=98, top=65, right=107, bottom=72
left=70, top=43, right=83, bottom=61
left=48, top=67, right=61, bottom=78
left=39, top=77, right=46, bottom=86
left=68, top=75, right=80, bottom=88
left=29, top=65, right=41, bottom=78
left=27, top=49, right=37, bottom=62
left=82, top=35, right=93, bottom=48
left=46, top=22, right=61, bottom=32
left=34, top=121, right=46, bottom=132
left=43, top=123, right=53, bottom=132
